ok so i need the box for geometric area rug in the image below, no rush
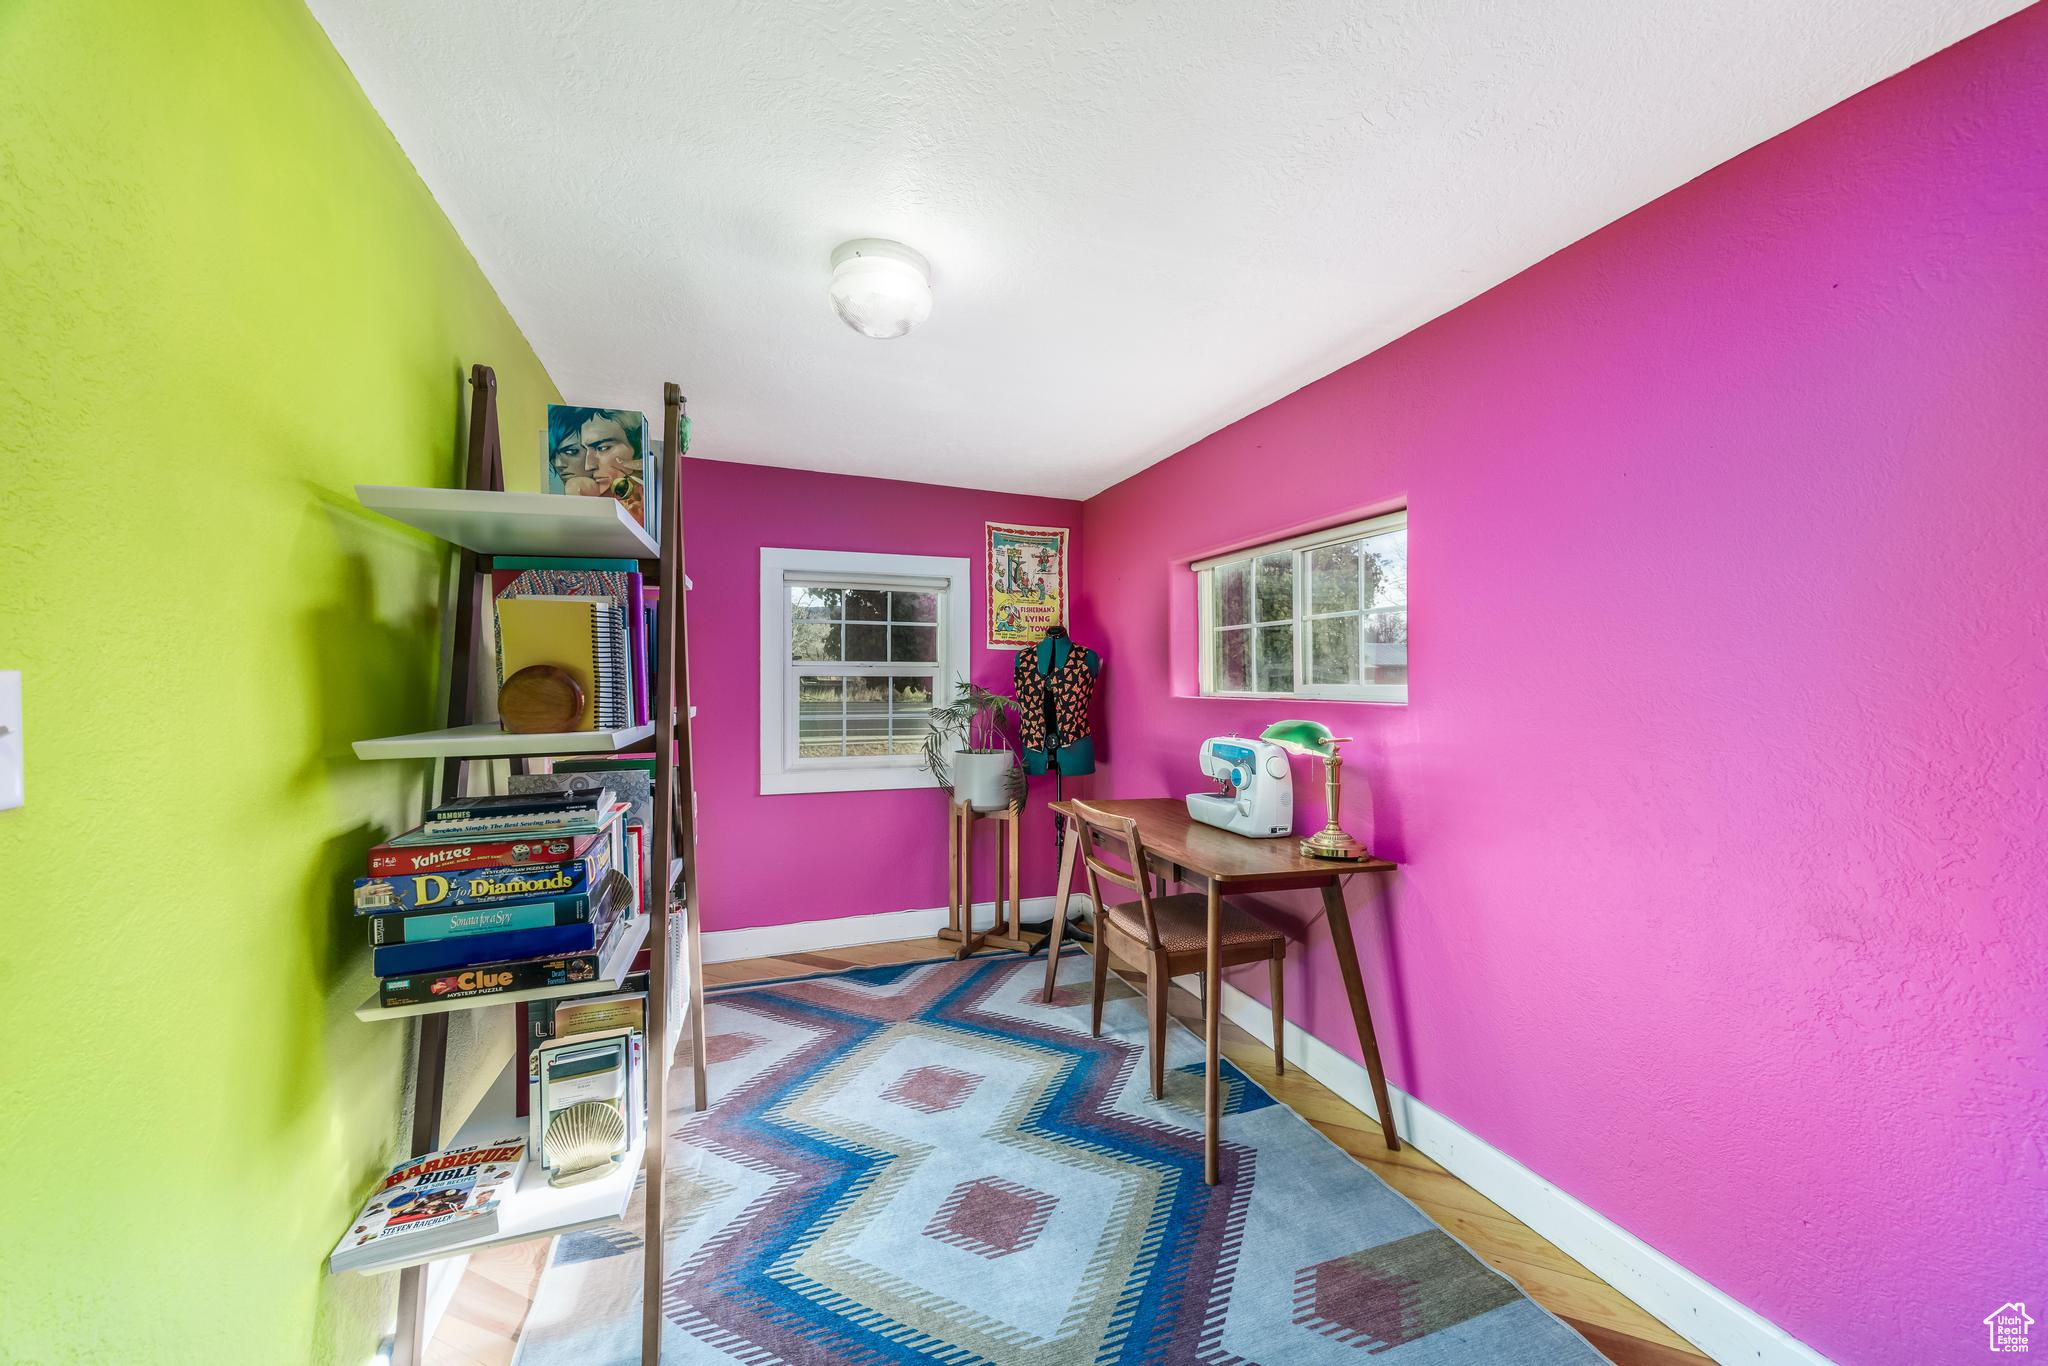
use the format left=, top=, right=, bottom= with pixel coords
left=512, top=951, right=1603, bottom=1364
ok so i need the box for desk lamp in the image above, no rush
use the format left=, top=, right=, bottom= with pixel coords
left=1260, top=719, right=1367, bottom=860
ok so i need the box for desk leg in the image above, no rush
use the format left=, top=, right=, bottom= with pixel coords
left=1320, top=881, right=1400, bottom=1151
left=1203, top=879, right=1223, bottom=1186
left=1042, top=816, right=1081, bottom=1002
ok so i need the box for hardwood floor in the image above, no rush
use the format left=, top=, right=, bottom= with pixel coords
left=427, top=936, right=1709, bottom=1365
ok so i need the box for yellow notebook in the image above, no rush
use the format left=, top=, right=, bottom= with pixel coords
left=495, top=596, right=617, bottom=731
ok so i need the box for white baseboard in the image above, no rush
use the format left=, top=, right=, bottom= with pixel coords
left=1210, top=980, right=1833, bottom=1366
left=701, top=895, right=1090, bottom=964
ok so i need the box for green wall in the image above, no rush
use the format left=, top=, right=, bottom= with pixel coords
left=0, top=1, right=557, bottom=1359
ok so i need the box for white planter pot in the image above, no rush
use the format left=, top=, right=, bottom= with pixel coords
left=951, top=750, right=1014, bottom=811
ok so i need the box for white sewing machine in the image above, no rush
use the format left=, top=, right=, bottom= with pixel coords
left=1186, top=736, right=1293, bottom=838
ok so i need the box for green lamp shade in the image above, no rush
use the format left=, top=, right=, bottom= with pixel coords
left=1261, top=719, right=1347, bottom=757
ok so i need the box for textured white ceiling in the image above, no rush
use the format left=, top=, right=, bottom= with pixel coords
left=310, top=0, right=2022, bottom=498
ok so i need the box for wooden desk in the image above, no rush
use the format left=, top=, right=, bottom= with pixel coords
left=1042, top=797, right=1400, bottom=1183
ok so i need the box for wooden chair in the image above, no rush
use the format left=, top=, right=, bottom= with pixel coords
left=1069, top=799, right=1287, bottom=1098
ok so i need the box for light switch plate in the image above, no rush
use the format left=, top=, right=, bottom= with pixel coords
left=0, top=672, right=20, bottom=811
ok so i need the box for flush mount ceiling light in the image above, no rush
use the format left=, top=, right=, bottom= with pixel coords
left=828, top=239, right=932, bottom=339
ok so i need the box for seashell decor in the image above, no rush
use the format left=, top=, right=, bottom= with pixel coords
left=543, top=1099, right=628, bottom=1187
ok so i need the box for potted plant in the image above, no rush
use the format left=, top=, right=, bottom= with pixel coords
left=921, top=677, right=1022, bottom=811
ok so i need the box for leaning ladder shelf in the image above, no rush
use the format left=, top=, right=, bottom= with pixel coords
left=346, top=366, right=707, bottom=1366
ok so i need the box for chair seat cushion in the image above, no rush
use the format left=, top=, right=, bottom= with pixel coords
left=1103, top=893, right=1285, bottom=954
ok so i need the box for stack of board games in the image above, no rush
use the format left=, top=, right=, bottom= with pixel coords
left=357, top=788, right=644, bottom=1009
left=329, top=1135, right=526, bottom=1272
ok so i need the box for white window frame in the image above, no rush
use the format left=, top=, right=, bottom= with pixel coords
left=758, top=547, right=970, bottom=795
left=1194, top=509, right=1408, bottom=704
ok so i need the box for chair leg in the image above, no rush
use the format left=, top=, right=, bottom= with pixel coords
left=1089, top=932, right=1110, bottom=1038
left=1146, top=952, right=1169, bottom=1099
left=1269, top=953, right=1286, bottom=1076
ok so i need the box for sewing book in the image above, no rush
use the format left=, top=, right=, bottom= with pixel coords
left=386, top=793, right=620, bottom=847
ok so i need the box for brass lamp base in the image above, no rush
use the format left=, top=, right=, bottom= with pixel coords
left=1300, top=825, right=1367, bottom=860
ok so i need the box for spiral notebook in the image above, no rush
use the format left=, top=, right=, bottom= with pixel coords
left=494, top=595, right=630, bottom=731
left=489, top=560, right=648, bottom=725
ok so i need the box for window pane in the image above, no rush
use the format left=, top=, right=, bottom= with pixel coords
left=889, top=623, right=938, bottom=663
left=890, top=675, right=934, bottom=709
left=889, top=675, right=935, bottom=756
left=845, top=588, right=889, bottom=621
left=796, top=675, right=844, bottom=757
left=1254, top=553, right=1293, bottom=623
left=791, top=621, right=841, bottom=662
left=844, top=675, right=890, bottom=754
left=1309, top=541, right=1364, bottom=615
left=1215, top=627, right=1250, bottom=691
left=1363, top=530, right=1407, bottom=610
left=844, top=622, right=888, bottom=661
left=1364, top=610, right=1407, bottom=684
left=790, top=586, right=842, bottom=621
left=1310, top=615, right=1360, bottom=685
left=891, top=590, right=938, bottom=623
left=1256, top=623, right=1294, bottom=693
left=1216, top=561, right=1250, bottom=627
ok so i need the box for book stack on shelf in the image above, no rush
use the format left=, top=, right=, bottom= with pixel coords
left=490, top=557, right=661, bottom=732
left=355, top=789, right=639, bottom=1010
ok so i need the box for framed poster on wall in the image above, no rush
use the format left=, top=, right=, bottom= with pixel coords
left=985, top=522, right=1069, bottom=649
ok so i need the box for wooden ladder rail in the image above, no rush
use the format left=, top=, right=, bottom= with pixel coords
left=390, top=363, right=501, bottom=1366
left=641, top=382, right=711, bottom=1363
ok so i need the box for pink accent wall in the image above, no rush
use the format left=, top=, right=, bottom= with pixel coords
left=1076, top=11, right=2046, bottom=1365
left=683, top=457, right=1083, bottom=931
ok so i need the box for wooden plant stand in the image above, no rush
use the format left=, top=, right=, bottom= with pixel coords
left=941, top=799, right=1046, bottom=957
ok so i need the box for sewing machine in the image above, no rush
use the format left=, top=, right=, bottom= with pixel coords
left=1185, top=736, right=1293, bottom=837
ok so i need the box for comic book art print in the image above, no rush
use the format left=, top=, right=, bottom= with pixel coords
left=985, top=522, right=1069, bottom=649
left=542, top=405, right=657, bottom=530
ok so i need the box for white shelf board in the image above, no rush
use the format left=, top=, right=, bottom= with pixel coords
left=353, top=722, right=656, bottom=761
left=338, top=1056, right=646, bottom=1276
left=355, top=910, right=650, bottom=1023
left=357, top=485, right=660, bottom=559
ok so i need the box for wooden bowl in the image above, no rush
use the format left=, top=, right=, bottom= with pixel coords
left=500, top=665, right=583, bottom=733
